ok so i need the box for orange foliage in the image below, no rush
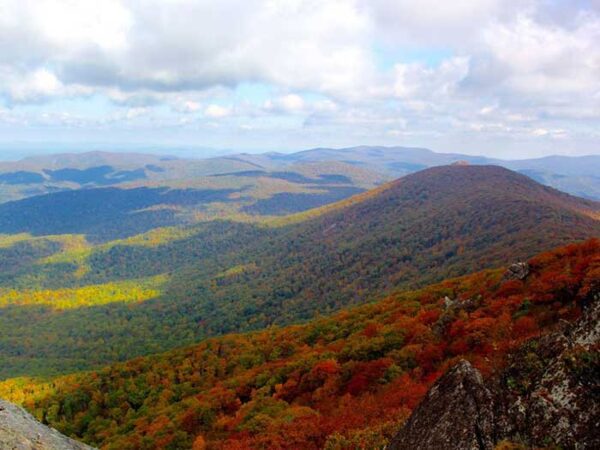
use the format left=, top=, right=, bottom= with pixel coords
left=3, top=239, right=598, bottom=450
left=192, top=435, right=207, bottom=450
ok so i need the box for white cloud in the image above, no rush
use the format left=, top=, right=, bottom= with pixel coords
left=124, top=107, right=148, bottom=120
left=530, top=127, right=567, bottom=139
left=7, top=69, right=62, bottom=101
left=480, top=13, right=600, bottom=97
left=204, top=104, right=230, bottom=118
left=0, top=67, right=93, bottom=103
left=174, top=100, right=202, bottom=113
left=0, top=0, right=598, bottom=156
left=33, top=0, right=132, bottom=51
left=393, top=57, right=470, bottom=99
left=362, top=0, right=532, bottom=45
left=0, top=0, right=374, bottom=100
left=264, top=94, right=306, bottom=113
left=107, top=90, right=162, bottom=107
left=277, top=94, right=305, bottom=111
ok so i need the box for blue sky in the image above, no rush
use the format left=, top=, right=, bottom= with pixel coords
left=0, top=0, right=599, bottom=159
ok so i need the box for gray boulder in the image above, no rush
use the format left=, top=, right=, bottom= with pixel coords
left=388, top=360, right=495, bottom=450
left=503, top=262, right=530, bottom=281
left=0, top=400, right=95, bottom=450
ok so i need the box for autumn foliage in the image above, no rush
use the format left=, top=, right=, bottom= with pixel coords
left=1, top=239, right=598, bottom=449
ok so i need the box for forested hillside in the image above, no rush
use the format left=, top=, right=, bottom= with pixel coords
left=2, top=239, right=597, bottom=449
left=0, top=165, right=598, bottom=379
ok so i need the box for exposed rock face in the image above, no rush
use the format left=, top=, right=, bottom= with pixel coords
left=496, top=300, right=600, bottom=449
left=0, top=400, right=95, bottom=450
left=388, top=360, right=494, bottom=450
left=434, top=296, right=481, bottom=337
left=390, top=300, right=600, bottom=450
left=503, top=262, right=530, bottom=281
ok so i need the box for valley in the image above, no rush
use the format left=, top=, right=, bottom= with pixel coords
left=0, top=152, right=598, bottom=449
left=0, top=164, right=598, bottom=379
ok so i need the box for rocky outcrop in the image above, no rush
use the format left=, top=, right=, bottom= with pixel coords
left=434, top=296, right=482, bottom=337
left=390, top=300, right=600, bottom=450
left=495, top=300, right=600, bottom=449
left=0, top=400, right=95, bottom=450
left=388, top=360, right=494, bottom=450
left=502, top=262, right=530, bottom=281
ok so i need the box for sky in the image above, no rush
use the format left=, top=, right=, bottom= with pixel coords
left=0, top=0, right=599, bottom=159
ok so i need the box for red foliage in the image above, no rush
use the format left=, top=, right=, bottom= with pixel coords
left=12, top=239, right=599, bottom=450
left=495, top=279, right=524, bottom=298
left=310, top=359, right=341, bottom=378
left=417, top=309, right=441, bottom=325
left=346, top=358, right=393, bottom=395
left=362, top=323, right=381, bottom=338
left=415, top=343, right=446, bottom=372
left=512, top=316, right=538, bottom=338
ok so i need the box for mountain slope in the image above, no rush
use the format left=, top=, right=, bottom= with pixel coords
left=2, top=239, right=597, bottom=449
left=258, top=164, right=598, bottom=291
left=171, top=165, right=599, bottom=325
left=0, top=186, right=243, bottom=242
left=0, top=165, right=598, bottom=379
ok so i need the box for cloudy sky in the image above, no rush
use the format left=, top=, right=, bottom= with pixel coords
left=0, top=0, right=599, bottom=158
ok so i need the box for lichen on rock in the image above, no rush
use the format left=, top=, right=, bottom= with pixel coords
left=389, top=299, right=600, bottom=450
left=388, top=360, right=495, bottom=450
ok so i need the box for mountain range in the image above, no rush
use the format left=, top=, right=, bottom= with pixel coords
left=0, top=164, right=598, bottom=379
left=0, top=149, right=598, bottom=449
left=237, top=146, right=600, bottom=200
left=0, top=147, right=598, bottom=210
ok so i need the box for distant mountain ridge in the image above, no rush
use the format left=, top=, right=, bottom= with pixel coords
left=0, top=147, right=598, bottom=206
left=0, top=153, right=384, bottom=233
left=234, top=146, right=600, bottom=199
